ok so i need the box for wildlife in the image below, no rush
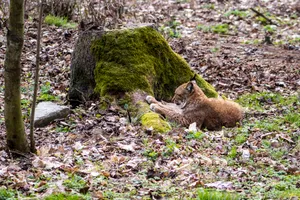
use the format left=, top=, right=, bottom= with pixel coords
left=146, top=80, right=244, bottom=131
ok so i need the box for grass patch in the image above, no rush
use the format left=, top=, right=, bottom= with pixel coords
left=228, top=146, right=238, bottom=159
left=38, top=82, right=58, bottom=101
left=159, top=20, right=181, bottom=38
left=143, top=149, right=159, bottom=161
left=202, top=3, right=215, bottom=9
left=0, top=188, right=16, bottom=200
left=196, top=189, right=240, bottom=200
left=284, top=112, right=300, bottom=128
left=237, top=92, right=298, bottom=111
left=44, top=192, right=90, bottom=200
left=253, top=118, right=282, bottom=132
left=264, top=25, right=277, bottom=34
left=44, top=15, right=77, bottom=28
left=63, top=174, right=87, bottom=190
left=186, top=131, right=204, bottom=140
left=224, top=10, right=249, bottom=18
left=197, top=24, right=230, bottom=34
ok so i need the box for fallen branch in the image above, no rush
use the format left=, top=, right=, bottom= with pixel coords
left=250, top=8, right=278, bottom=26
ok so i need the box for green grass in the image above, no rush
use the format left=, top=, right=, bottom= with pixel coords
left=202, top=3, right=215, bottom=9
left=284, top=112, right=300, bottom=127
left=143, top=149, right=159, bottom=161
left=63, top=174, right=87, bottom=190
left=198, top=24, right=229, bottom=34
left=159, top=20, right=182, bottom=38
left=196, top=189, right=240, bottom=200
left=38, top=82, right=58, bottom=101
left=0, top=188, right=16, bottom=200
left=44, top=15, right=77, bottom=28
left=44, top=193, right=90, bottom=200
left=237, top=92, right=298, bottom=111
left=163, top=139, right=179, bottom=157
left=228, top=146, right=238, bottom=159
left=186, top=131, right=204, bottom=140
left=197, top=24, right=230, bottom=34
left=264, top=25, right=276, bottom=33
left=224, top=10, right=249, bottom=18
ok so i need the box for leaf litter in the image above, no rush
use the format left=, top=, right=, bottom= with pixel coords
left=0, top=0, right=299, bottom=199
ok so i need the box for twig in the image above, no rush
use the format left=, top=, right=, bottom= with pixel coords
left=250, top=8, right=278, bottom=26
left=8, top=150, right=31, bottom=159
left=279, top=135, right=295, bottom=144
left=29, top=0, right=44, bottom=153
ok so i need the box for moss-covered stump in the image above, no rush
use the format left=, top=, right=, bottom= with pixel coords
left=91, top=26, right=217, bottom=100
left=69, top=31, right=104, bottom=107
left=69, top=25, right=218, bottom=132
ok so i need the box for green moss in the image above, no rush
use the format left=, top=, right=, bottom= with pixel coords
left=141, top=112, right=171, bottom=133
left=91, top=27, right=217, bottom=100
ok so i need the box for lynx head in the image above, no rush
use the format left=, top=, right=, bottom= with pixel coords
left=172, top=81, right=196, bottom=107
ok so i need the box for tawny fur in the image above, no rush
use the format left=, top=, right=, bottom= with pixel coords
left=146, top=81, right=243, bottom=131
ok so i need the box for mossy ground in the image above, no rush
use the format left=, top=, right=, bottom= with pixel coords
left=91, top=27, right=217, bottom=100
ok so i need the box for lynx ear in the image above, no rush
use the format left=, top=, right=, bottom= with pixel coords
left=190, top=74, right=197, bottom=81
left=186, top=82, right=194, bottom=92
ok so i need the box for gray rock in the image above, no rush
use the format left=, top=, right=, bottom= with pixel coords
left=34, top=102, right=70, bottom=127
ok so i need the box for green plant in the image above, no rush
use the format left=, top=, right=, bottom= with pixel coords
left=210, top=47, right=219, bottom=53
left=143, top=149, right=158, bottom=161
left=270, top=149, right=287, bottom=160
left=262, top=140, right=271, bottom=148
left=264, top=25, right=276, bottom=34
left=196, top=189, right=240, bottom=200
left=38, top=82, right=58, bottom=101
left=163, top=139, right=179, bottom=157
left=44, top=193, right=90, bottom=200
left=159, top=20, right=181, bottom=38
left=197, top=24, right=229, bottom=34
left=253, top=119, right=281, bottom=132
left=211, top=24, right=229, bottom=34
left=56, top=125, right=71, bottom=133
left=288, top=37, right=300, bottom=44
left=0, top=188, right=16, bottom=200
left=228, top=146, right=238, bottom=158
left=197, top=24, right=210, bottom=33
left=21, top=99, right=31, bottom=108
left=63, top=174, right=87, bottom=190
left=284, top=112, right=300, bottom=127
left=44, top=14, right=77, bottom=28
left=224, top=10, right=249, bottom=18
left=202, top=3, right=215, bottom=9
left=186, top=131, right=204, bottom=140
left=255, top=10, right=272, bottom=25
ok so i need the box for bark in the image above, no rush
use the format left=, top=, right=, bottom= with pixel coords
left=4, top=0, right=29, bottom=152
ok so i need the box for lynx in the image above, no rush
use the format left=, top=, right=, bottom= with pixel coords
left=146, top=81, right=243, bottom=131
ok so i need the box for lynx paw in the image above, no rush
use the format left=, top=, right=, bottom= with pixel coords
left=146, top=95, right=156, bottom=104
left=149, top=103, right=158, bottom=112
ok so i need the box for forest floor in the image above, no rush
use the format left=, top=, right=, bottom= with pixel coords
left=0, top=0, right=299, bottom=199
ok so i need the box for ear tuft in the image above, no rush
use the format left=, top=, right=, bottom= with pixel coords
left=190, top=74, right=197, bottom=81
left=186, top=82, right=194, bottom=92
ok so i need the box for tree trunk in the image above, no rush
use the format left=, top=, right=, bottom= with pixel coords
left=4, top=0, right=29, bottom=152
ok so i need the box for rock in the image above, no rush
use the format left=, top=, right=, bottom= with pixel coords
left=34, top=102, right=70, bottom=127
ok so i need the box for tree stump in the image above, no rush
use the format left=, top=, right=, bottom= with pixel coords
left=69, top=24, right=218, bottom=132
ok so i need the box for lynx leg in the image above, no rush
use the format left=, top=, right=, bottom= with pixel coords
left=150, top=103, right=190, bottom=127
left=146, top=95, right=159, bottom=104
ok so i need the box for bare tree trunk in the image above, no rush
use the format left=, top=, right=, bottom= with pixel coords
left=29, top=0, right=44, bottom=153
left=4, top=0, right=29, bottom=153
